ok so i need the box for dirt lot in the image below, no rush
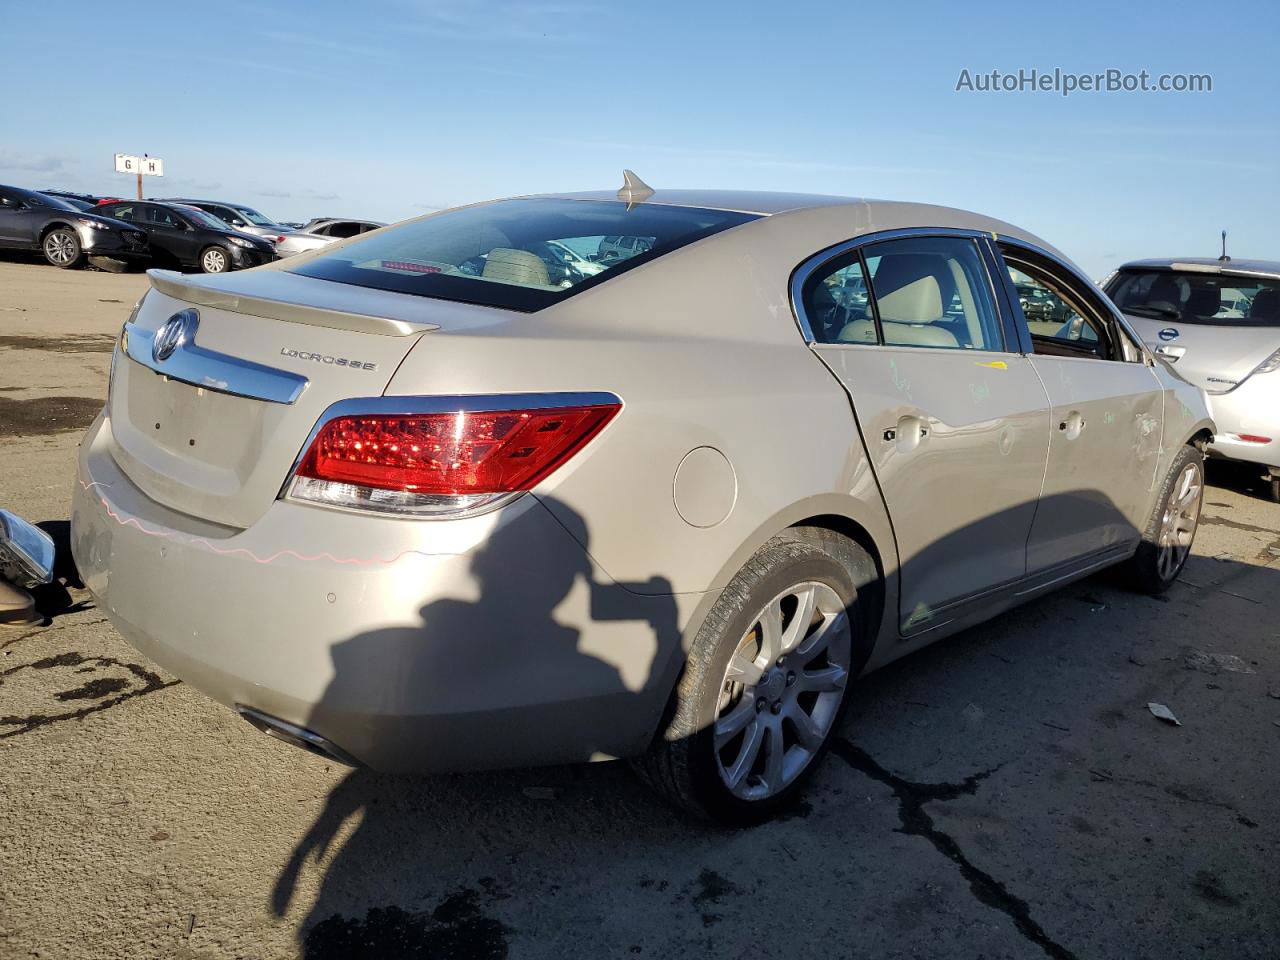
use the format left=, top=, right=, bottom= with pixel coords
left=1, top=258, right=1277, bottom=960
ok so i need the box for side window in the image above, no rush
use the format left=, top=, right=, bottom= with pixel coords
left=1001, top=251, right=1120, bottom=361
left=328, top=222, right=362, bottom=239
left=145, top=206, right=180, bottom=227
left=104, top=204, right=135, bottom=221
left=806, top=236, right=1003, bottom=350
left=802, top=254, right=874, bottom=343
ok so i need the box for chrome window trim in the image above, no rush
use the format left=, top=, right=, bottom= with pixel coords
left=789, top=226, right=1010, bottom=351
left=276, top=391, right=625, bottom=514
left=123, top=316, right=309, bottom=404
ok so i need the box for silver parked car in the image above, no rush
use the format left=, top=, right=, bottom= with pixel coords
left=1104, top=258, right=1280, bottom=501
left=71, top=181, right=1213, bottom=823
left=160, top=198, right=292, bottom=243
left=274, top=218, right=385, bottom=258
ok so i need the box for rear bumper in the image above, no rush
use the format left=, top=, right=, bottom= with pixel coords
left=71, top=412, right=687, bottom=771
left=1206, top=373, right=1280, bottom=470
left=273, top=238, right=323, bottom=258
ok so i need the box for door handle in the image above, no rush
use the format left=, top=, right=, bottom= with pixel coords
left=1058, top=411, right=1086, bottom=438
left=886, top=415, right=930, bottom=450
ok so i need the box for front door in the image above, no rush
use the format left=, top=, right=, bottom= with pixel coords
left=0, top=190, right=36, bottom=246
left=995, top=242, right=1165, bottom=572
left=803, top=234, right=1051, bottom=634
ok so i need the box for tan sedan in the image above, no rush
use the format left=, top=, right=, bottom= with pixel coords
left=71, top=176, right=1213, bottom=823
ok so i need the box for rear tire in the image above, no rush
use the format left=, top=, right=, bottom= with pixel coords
left=1122, top=445, right=1204, bottom=594
left=200, top=246, right=230, bottom=273
left=42, top=228, right=85, bottom=269
left=632, top=527, right=876, bottom=824
left=1265, top=474, right=1280, bottom=504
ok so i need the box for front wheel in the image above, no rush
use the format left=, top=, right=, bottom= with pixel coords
left=1123, top=445, right=1204, bottom=594
left=42, top=228, right=85, bottom=269
left=633, top=527, right=877, bottom=824
left=200, top=246, right=230, bottom=273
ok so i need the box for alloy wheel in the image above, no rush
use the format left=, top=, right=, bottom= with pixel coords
left=714, top=581, right=850, bottom=801
left=1156, top=461, right=1202, bottom=581
left=203, top=249, right=228, bottom=273
left=44, top=231, right=75, bottom=265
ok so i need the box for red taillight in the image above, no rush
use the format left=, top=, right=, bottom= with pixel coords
left=288, top=402, right=620, bottom=517
left=1236, top=434, right=1272, bottom=445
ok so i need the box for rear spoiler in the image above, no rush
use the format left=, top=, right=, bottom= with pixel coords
left=147, top=270, right=438, bottom=337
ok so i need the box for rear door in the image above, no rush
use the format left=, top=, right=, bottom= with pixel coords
left=143, top=204, right=201, bottom=265
left=995, top=242, right=1165, bottom=573
left=801, top=232, right=1051, bottom=634
left=98, top=202, right=154, bottom=254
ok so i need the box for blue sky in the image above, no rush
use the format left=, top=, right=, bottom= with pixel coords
left=3, top=0, right=1276, bottom=277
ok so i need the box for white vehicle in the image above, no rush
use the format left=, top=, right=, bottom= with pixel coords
left=274, top=219, right=385, bottom=258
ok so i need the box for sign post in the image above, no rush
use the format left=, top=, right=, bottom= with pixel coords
left=113, top=154, right=165, bottom=199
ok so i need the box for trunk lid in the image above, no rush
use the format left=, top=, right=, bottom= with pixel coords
left=1123, top=311, right=1280, bottom=392
left=107, top=269, right=491, bottom=528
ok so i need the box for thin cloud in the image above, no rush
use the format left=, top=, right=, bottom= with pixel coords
left=543, top=138, right=941, bottom=177
left=395, top=0, right=608, bottom=43
left=261, top=29, right=391, bottom=59
left=0, top=150, right=74, bottom=174
left=181, top=53, right=327, bottom=81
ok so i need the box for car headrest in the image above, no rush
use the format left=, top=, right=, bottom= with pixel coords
left=1251, top=288, right=1280, bottom=320
left=873, top=255, right=946, bottom=322
left=1184, top=286, right=1221, bottom=319
left=483, top=248, right=550, bottom=287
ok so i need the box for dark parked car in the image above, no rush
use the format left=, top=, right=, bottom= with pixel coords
left=43, top=188, right=119, bottom=207
left=43, top=193, right=94, bottom=211
left=95, top=200, right=275, bottom=273
left=158, top=198, right=291, bottom=243
left=0, top=184, right=149, bottom=268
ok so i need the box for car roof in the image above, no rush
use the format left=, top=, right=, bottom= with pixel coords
left=525, top=189, right=1063, bottom=261
left=165, top=198, right=246, bottom=206
left=1116, top=257, right=1280, bottom=279
left=541, top=188, right=862, bottom=216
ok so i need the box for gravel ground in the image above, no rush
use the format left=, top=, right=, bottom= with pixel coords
left=1, top=258, right=1277, bottom=960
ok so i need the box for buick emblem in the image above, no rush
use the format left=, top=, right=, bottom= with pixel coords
left=153, top=309, right=198, bottom=362
left=1157, top=327, right=1179, bottom=342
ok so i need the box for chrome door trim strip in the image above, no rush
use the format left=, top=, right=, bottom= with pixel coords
left=123, top=319, right=309, bottom=404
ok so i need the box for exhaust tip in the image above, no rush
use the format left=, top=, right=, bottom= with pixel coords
left=237, top=705, right=360, bottom=767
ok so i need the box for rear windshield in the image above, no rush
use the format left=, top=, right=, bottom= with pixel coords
left=1108, top=269, right=1280, bottom=327
left=287, top=198, right=758, bottom=312
left=234, top=206, right=274, bottom=226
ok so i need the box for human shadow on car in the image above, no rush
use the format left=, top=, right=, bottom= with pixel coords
left=270, top=496, right=681, bottom=955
